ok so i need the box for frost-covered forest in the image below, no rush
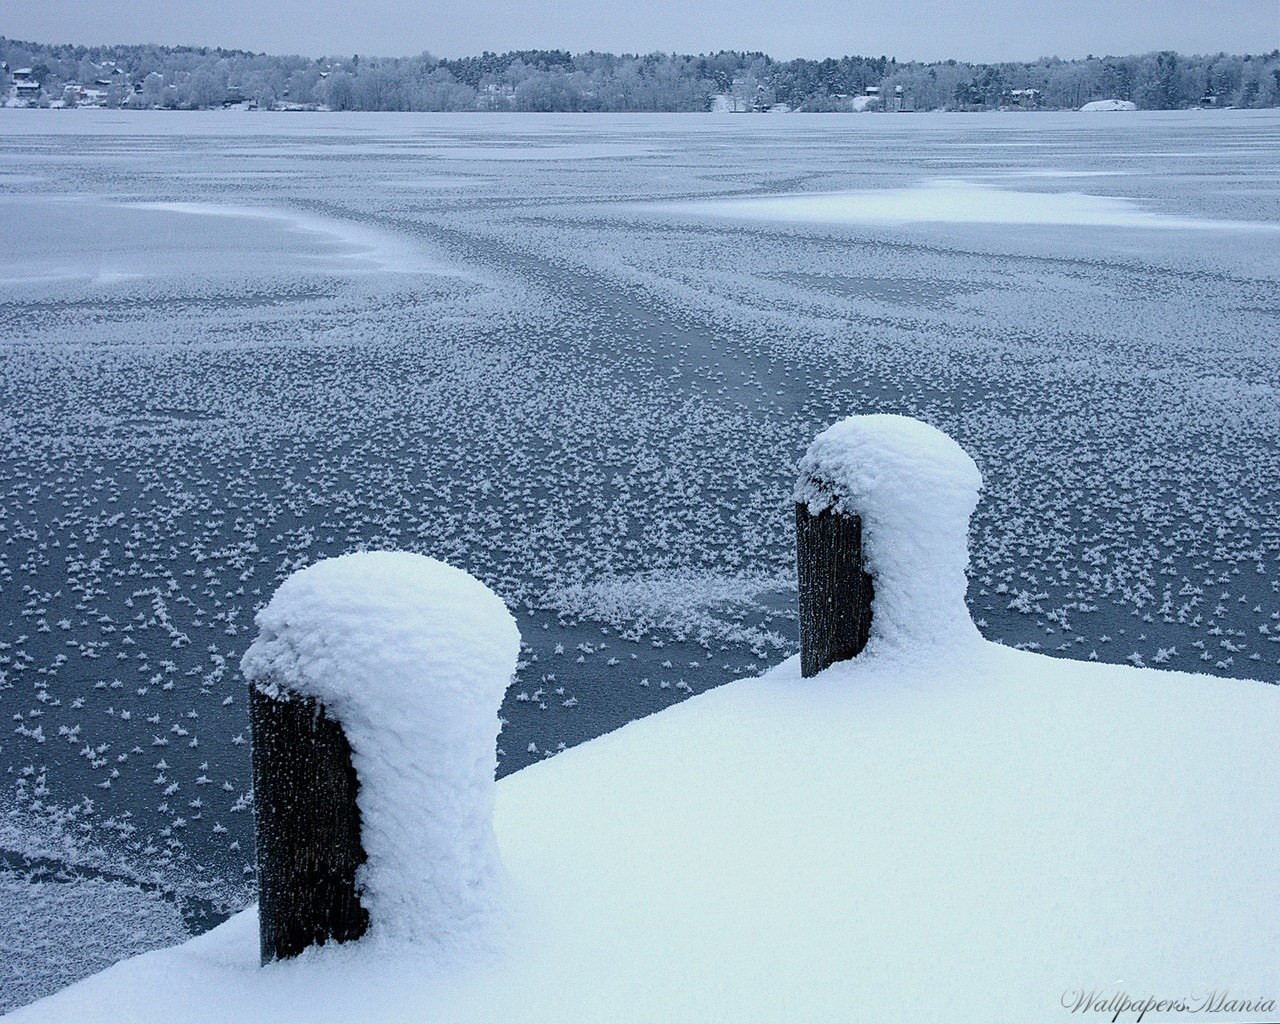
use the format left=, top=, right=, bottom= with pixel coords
left=2, top=35, right=1279, bottom=111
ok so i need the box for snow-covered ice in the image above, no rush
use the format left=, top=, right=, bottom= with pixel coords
left=243, top=552, right=519, bottom=949
left=0, top=870, right=189, bottom=1011
left=670, top=178, right=1275, bottom=230
left=124, top=202, right=470, bottom=277
left=0, top=196, right=463, bottom=285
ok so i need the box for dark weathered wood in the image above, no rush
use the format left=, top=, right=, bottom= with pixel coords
left=796, top=501, right=874, bottom=677
left=250, top=685, right=369, bottom=964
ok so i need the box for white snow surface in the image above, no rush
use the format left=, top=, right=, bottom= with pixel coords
left=240, top=552, right=520, bottom=951
left=1080, top=99, right=1139, bottom=111
left=797, top=415, right=982, bottom=654
left=10, top=640, right=1279, bottom=1023
left=669, top=178, right=1274, bottom=230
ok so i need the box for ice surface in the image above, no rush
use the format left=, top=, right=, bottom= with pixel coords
left=0, top=870, right=189, bottom=1010
left=797, top=415, right=982, bottom=653
left=9, top=641, right=1279, bottom=1023
left=243, top=553, right=519, bottom=949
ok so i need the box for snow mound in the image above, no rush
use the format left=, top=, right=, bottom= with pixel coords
left=664, top=178, right=1272, bottom=231
left=796, top=415, right=982, bottom=655
left=241, top=552, right=520, bottom=951
left=1080, top=99, right=1138, bottom=111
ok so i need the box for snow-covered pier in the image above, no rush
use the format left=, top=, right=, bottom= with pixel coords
left=7, top=417, right=1278, bottom=1024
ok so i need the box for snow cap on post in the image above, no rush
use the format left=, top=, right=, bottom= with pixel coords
left=796, top=415, right=982, bottom=655
left=242, top=551, right=520, bottom=953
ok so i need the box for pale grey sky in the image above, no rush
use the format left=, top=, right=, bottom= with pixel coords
left=6, top=0, right=1278, bottom=61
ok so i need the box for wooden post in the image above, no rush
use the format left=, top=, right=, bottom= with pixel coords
left=250, top=685, right=369, bottom=964
left=795, top=500, right=874, bottom=677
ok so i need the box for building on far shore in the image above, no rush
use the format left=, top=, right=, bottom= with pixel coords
left=11, top=67, right=42, bottom=106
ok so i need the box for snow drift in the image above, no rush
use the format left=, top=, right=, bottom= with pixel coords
left=1080, top=99, right=1138, bottom=111
left=664, top=178, right=1276, bottom=231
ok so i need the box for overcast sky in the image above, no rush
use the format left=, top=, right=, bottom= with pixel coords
left=6, top=0, right=1278, bottom=61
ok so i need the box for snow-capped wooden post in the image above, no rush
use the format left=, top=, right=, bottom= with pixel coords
left=243, top=552, right=520, bottom=965
left=795, top=503, right=873, bottom=677
left=795, top=415, right=983, bottom=676
left=249, top=687, right=369, bottom=962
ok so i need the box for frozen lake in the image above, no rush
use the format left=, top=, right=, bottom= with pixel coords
left=2, top=108, right=1279, bottom=1003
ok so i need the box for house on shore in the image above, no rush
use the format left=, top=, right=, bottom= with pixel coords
left=1006, top=88, right=1041, bottom=109
left=10, top=67, right=42, bottom=106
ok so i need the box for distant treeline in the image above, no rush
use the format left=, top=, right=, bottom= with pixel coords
left=3, top=36, right=1278, bottom=112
